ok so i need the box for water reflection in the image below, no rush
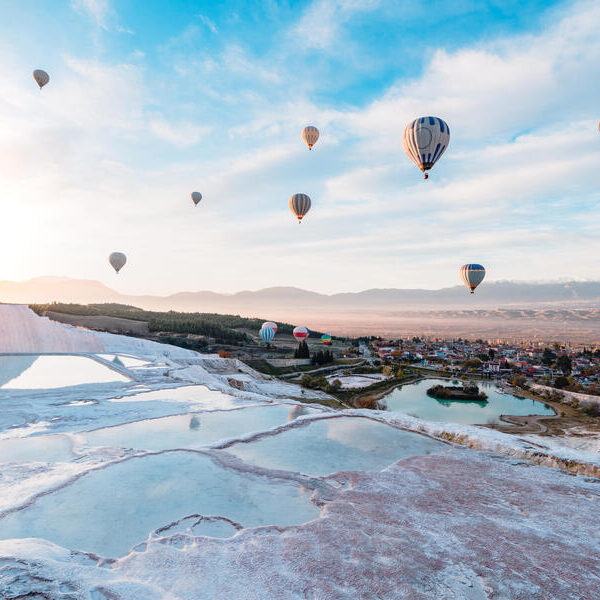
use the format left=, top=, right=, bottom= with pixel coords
left=383, top=378, right=555, bottom=425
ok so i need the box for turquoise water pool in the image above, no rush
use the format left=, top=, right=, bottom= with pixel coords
left=83, top=404, right=319, bottom=451
left=0, top=355, right=129, bottom=389
left=227, top=416, right=447, bottom=476
left=382, top=378, right=555, bottom=424
left=0, top=451, right=320, bottom=557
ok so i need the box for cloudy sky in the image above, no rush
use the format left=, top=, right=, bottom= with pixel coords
left=0, top=0, right=599, bottom=295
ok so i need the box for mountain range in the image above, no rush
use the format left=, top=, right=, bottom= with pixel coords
left=2, top=277, right=600, bottom=312
left=4, top=277, right=600, bottom=341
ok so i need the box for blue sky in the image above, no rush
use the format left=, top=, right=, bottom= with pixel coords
left=0, top=0, right=599, bottom=294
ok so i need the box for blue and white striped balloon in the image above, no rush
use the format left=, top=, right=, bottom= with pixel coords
left=260, top=325, right=276, bottom=345
left=402, top=116, right=450, bottom=179
left=460, top=264, right=486, bottom=294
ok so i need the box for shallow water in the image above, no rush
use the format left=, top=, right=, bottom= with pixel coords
left=227, top=416, right=446, bottom=476
left=0, top=355, right=129, bottom=389
left=0, top=434, right=73, bottom=463
left=0, top=451, right=320, bottom=557
left=382, top=378, right=555, bottom=424
left=97, top=354, right=150, bottom=368
left=83, top=404, right=320, bottom=451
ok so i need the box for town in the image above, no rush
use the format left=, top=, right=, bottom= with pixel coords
left=366, top=336, right=600, bottom=395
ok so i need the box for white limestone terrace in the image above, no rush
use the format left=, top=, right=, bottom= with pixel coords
left=0, top=304, right=599, bottom=599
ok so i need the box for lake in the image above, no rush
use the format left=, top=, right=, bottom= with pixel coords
left=381, top=378, right=555, bottom=425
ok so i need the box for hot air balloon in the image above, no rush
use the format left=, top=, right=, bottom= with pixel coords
left=262, top=321, right=278, bottom=334
left=109, top=252, right=127, bottom=274
left=321, top=334, right=332, bottom=345
left=289, top=193, right=311, bottom=224
left=302, top=126, right=319, bottom=150
left=191, top=191, right=202, bottom=206
left=460, top=264, right=486, bottom=294
left=33, top=69, right=49, bottom=90
left=293, top=326, right=309, bottom=341
left=402, top=116, right=450, bottom=179
left=260, top=325, right=276, bottom=346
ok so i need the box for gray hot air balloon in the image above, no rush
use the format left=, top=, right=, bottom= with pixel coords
left=109, top=252, right=127, bottom=274
left=191, top=191, right=202, bottom=207
left=289, top=193, right=311, bottom=223
left=33, top=69, right=50, bottom=90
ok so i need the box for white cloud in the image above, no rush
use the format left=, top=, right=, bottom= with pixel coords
left=291, top=0, right=382, bottom=50
left=71, top=0, right=111, bottom=29
left=197, top=14, right=218, bottom=35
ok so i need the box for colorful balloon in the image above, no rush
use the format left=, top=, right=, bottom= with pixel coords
left=262, top=321, right=278, bottom=334
left=289, top=193, right=311, bottom=223
left=293, top=326, right=309, bottom=341
left=109, top=252, right=127, bottom=274
left=191, top=191, right=202, bottom=206
left=260, top=325, right=276, bottom=345
left=321, top=334, right=332, bottom=345
left=302, top=126, right=319, bottom=150
left=402, top=116, right=450, bottom=179
left=460, top=264, right=486, bottom=294
left=33, top=69, right=49, bottom=89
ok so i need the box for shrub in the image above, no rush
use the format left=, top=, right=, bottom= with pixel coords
left=300, top=374, right=313, bottom=388
left=353, top=396, right=379, bottom=410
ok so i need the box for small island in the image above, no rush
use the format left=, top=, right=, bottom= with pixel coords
left=427, top=384, right=488, bottom=402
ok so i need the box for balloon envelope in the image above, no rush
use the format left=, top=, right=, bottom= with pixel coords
left=191, top=191, right=202, bottom=206
left=260, top=325, right=276, bottom=345
left=402, top=116, right=450, bottom=179
left=33, top=69, right=49, bottom=89
left=302, top=126, right=319, bottom=150
left=262, top=321, right=278, bottom=334
left=321, top=334, right=332, bottom=345
left=289, top=193, right=311, bottom=223
left=109, top=252, right=127, bottom=274
left=460, top=264, right=485, bottom=293
left=293, top=326, right=309, bottom=340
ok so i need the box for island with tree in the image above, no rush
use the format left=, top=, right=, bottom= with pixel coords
left=427, top=383, right=488, bottom=401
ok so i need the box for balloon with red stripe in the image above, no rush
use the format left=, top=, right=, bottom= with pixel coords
left=261, top=321, right=277, bottom=334
left=293, top=326, right=309, bottom=341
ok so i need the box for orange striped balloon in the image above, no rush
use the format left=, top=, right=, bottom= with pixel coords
left=302, top=126, right=319, bottom=150
left=289, top=193, right=311, bottom=223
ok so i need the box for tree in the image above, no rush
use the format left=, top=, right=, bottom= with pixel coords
left=542, top=348, right=556, bottom=366
left=511, top=375, right=526, bottom=388
left=300, top=374, right=313, bottom=388
left=554, top=375, right=569, bottom=389
left=396, top=368, right=404, bottom=378
left=463, top=358, right=483, bottom=370
left=294, top=341, right=310, bottom=359
left=488, top=349, right=496, bottom=360
left=555, top=355, right=572, bottom=375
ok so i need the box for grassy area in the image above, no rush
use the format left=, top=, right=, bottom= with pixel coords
left=243, top=360, right=319, bottom=376
left=31, top=302, right=330, bottom=345
left=331, top=373, right=418, bottom=408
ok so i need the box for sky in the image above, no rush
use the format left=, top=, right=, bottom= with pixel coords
left=0, top=0, right=599, bottom=295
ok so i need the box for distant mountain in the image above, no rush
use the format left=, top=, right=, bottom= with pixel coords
left=6, top=277, right=600, bottom=341
left=3, top=278, right=600, bottom=314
